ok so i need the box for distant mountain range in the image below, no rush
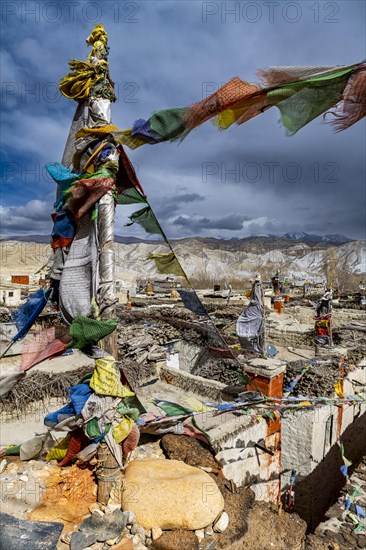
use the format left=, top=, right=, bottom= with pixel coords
left=0, top=233, right=364, bottom=281
left=0, top=234, right=147, bottom=244
left=282, top=232, right=353, bottom=244
left=0, top=232, right=356, bottom=245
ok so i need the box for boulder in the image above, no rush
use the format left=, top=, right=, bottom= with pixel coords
left=121, top=458, right=224, bottom=530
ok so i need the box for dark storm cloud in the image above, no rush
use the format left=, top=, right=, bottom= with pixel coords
left=0, top=0, right=365, bottom=240
left=0, top=200, right=53, bottom=234
left=154, top=192, right=205, bottom=219
left=173, top=213, right=250, bottom=232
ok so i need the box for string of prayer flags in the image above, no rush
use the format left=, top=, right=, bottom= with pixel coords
left=283, top=363, right=315, bottom=397
left=153, top=399, right=194, bottom=416
left=109, top=62, right=365, bottom=150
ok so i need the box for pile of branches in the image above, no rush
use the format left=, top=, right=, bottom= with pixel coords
left=0, top=366, right=93, bottom=417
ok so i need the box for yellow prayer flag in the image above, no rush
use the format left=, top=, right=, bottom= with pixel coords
left=147, top=253, right=187, bottom=279
left=334, top=380, right=344, bottom=398
left=112, top=416, right=134, bottom=444
left=90, top=356, right=135, bottom=398
left=45, top=435, right=70, bottom=462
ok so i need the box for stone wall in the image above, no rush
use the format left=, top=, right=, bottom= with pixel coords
left=281, top=363, right=366, bottom=529
left=266, top=313, right=313, bottom=348
left=163, top=339, right=220, bottom=376
left=157, top=365, right=283, bottom=503
left=295, top=411, right=366, bottom=530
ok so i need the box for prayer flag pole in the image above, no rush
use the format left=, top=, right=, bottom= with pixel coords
left=57, top=24, right=118, bottom=353
left=57, top=24, right=119, bottom=505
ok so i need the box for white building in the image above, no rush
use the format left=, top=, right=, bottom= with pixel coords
left=0, top=284, right=22, bottom=307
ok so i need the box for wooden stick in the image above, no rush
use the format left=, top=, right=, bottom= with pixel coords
left=0, top=339, right=15, bottom=360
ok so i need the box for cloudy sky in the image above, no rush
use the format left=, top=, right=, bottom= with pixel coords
left=1, top=0, right=365, bottom=241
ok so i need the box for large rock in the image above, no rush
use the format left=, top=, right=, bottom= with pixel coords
left=121, top=458, right=224, bottom=530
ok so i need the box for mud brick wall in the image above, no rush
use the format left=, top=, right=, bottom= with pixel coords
left=294, top=411, right=366, bottom=531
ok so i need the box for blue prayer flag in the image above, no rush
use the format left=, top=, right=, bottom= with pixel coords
left=12, top=288, right=51, bottom=342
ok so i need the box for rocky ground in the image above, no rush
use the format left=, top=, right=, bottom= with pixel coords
left=0, top=436, right=309, bottom=550
left=4, top=436, right=362, bottom=549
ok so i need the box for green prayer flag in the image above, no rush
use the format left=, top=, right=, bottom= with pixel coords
left=4, top=444, right=21, bottom=456
left=116, top=401, right=140, bottom=420
left=154, top=400, right=193, bottom=416
left=69, top=316, right=119, bottom=350
left=86, top=418, right=111, bottom=439
left=129, top=206, right=163, bottom=235
left=118, top=187, right=148, bottom=205
left=149, top=107, right=188, bottom=141
left=268, top=68, right=354, bottom=134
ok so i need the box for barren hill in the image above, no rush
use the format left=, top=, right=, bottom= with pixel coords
left=0, top=236, right=364, bottom=284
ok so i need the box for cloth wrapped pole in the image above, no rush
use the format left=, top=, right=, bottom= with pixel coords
left=236, top=280, right=266, bottom=356
left=98, top=191, right=117, bottom=316
left=51, top=24, right=116, bottom=302
left=59, top=212, right=99, bottom=324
